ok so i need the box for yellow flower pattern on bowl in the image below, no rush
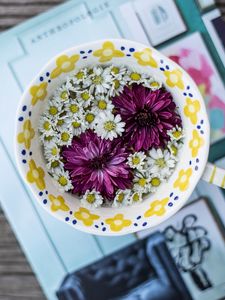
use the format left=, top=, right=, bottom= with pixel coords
left=93, top=41, right=124, bottom=62
left=105, top=214, right=132, bottom=232
left=74, top=207, right=100, bottom=226
left=17, top=119, right=35, bottom=150
left=144, top=198, right=169, bottom=218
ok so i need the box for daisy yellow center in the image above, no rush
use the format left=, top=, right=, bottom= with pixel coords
left=58, top=176, right=68, bottom=186
left=103, top=49, right=113, bottom=56
left=114, top=219, right=122, bottom=226
left=133, top=193, right=140, bottom=202
left=170, top=145, right=178, bottom=156
left=37, top=89, right=44, bottom=98
left=113, top=80, right=120, bottom=89
left=111, top=66, right=119, bottom=74
left=188, top=104, right=196, bottom=113
left=32, top=169, right=39, bottom=179
left=61, top=132, right=70, bottom=142
left=138, top=178, right=146, bottom=187
left=104, top=121, right=116, bottom=132
left=86, top=194, right=96, bottom=204
left=60, top=91, right=68, bottom=100
left=76, top=71, right=84, bottom=79
left=24, top=129, right=31, bottom=139
left=132, top=156, right=140, bottom=165
left=51, top=147, right=58, bottom=156
left=156, top=158, right=165, bottom=168
left=49, top=106, right=58, bottom=115
left=43, top=121, right=51, bottom=130
left=57, top=119, right=64, bottom=126
left=98, top=100, right=107, bottom=110
left=172, top=131, right=182, bottom=138
left=130, top=72, right=141, bottom=81
left=151, top=177, right=161, bottom=187
left=81, top=92, right=90, bottom=101
left=93, top=75, right=103, bottom=84
left=72, top=121, right=81, bottom=128
left=85, top=113, right=95, bottom=123
left=70, top=104, right=79, bottom=113
left=44, top=136, right=53, bottom=141
left=51, top=161, right=59, bottom=168
left=117, top=193, right=125, bottom=203
left=150, top=81, right=159, bottom=88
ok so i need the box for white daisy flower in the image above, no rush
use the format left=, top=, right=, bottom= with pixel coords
left=44, top=140, right=61, bottom=162
left=148, top=173, right=164, bottom=193
left=143, top=78, right=162, bottom=91
left=53, top=169, right=73, bottom=192
left=112, top=189, right=131, bottom=207
left=127, top=151, right=146, bottom=171
left=76, top=89, right=94, bottom=107
left=64, top=102, right=83, bottom=117
left=147, top=148, right=176, bottom=177
left=92, top=95, right=114, bottom=114
left=124, top=70, right=149, bottom=85
left=47, top=159, right=64, bottom=175
left=39, top=115, right=54, bottom=136
left=167, top=125, right=184, bottom=141
left=39, top=132, right=58, bottom=146
left=130, top=191, right=143, bottom=204
left=84, top=110, right=97, bottom=129
left=133, top=173, right=151, bottom=193
left=110, top=65, right=127, bottom=78
left=95, top=112, right=125, bottom=141
left=53, top=84, right=70, bottom=103
left=69, top=116, right=87, bottom=136
left=89, top=66, right=112, bottom=94
left=80, top=189, right=103, bottom=208
left=73, top=67, right=88, bottom=84
left=167, top=140, right=182, bottom=158
left=109, top=77, right=126, bottom=97
left=57, top=128, right=73, bottom=146
left=45, top=100, right=62, bottom=120
left=53, top=116, right=69, bottom=132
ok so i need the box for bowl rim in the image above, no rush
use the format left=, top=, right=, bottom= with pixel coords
left=15, top=38, right=210, bottom=235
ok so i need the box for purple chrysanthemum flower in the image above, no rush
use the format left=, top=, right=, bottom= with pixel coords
left=112, top=84, right=182, bottom=151
left=62, top=130, right=133, bottom=199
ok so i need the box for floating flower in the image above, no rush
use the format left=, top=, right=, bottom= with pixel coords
left=189, top=129, right=204, bottom=157
left=93, top=96, right=114, bottom=114
left=167, top=140, right=181, bottom=157
left=112, top=84, right=182, bottom=151
left=58, top=129, right=73, bottom=146
left=76, top=90, right=93, bottom=107
left=89, top=66, right=112, bottom=94
left=70, top=116, right=87, bottom=136
left=44, top=141, right=61, bottom=162
left=62, top=130, right=133, bottom=199
left=53, top=85, right=70, bottom=102
left=48, top=194, right=69, bottom=212
left=53, top=169, right=73, bottom=192
left=105, top=214, right=131, bottom=232
left=184, top=98, right=201, bottom=125
left=149, top=173, right=163, bottom=193
left=17, top=119, right=35, bottom=149
left=164, top=69, right=184, bottom=89
left=30, top=82, right=47, bottom=106
left=74, top=207, right=100, bottom=226
left=93, top=41, right=125, bottom=62
left=80, top=189, right=103, bottom=208
left=39, top=116, right=54, bottom=136
left=144, top=197, right=169, bottom=217
left=133, top=174, right=150, bottom=193
left=147, top=148, right=176, bottom=177
left=95, top=112, right=125, bottom=141
left=133, top=48, right=157, bottom=68
left=112, top=189, right=131, bottom=207
left=125, top=70, right=149, bottom=85
left=130, top=191, right=143, bottom=203
left=127, top=151, right=146, bottom=171
left=51, top=54, right=80, bottom=79
left=84, top=110, right=97, bottom=129
left=173, top=168, right=192, bottom=191
left=26, top=159, right=45, bottom=190
left=167, top=125, right=184, bottom=141
left=47, top=159, right=64, bottom=175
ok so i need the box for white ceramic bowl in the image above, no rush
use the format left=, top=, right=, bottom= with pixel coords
left=15, top=39, right=212, bottom=236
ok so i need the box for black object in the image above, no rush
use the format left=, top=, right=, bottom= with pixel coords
left=57, top=232, right=192, bottom=300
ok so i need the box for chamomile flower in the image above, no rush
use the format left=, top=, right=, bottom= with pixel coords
left=89, top=66, right=112, bottom=94
left=53, top=116, right=69, bottom=132
left=125, top=70, right=149, bottom=85
left=47, top=159, right=64, bottom=175
left=143, top=78, right=162, bottom=91
left=44, top=141, right=61, bottom=162
left=70, top=116, right=87, bottom=136
left=39, top=115, right=54, bottom=136
left=76, top=89, right=94, bottom=107
left=93, top=95, right=114, bottom=114
left=64, top=102, right=83, bottom=117
left=167, top=140, right=182, bottom=158
left=109, top=77, right=126, bottom=97
left=53, top=169, right=73, bottom=192
left=80, top=189, right=103, bottom=208
left=133, top=173, right=151, bottom=193
left=147, top=148, right=176, bottom=178
left=148, top=173, right=164, bottom=193
left=53, top=84, right=70, bottom=103
left=95, top=112, right=125, bottom=141
left=110, top=65, right=127, bottom=78
left=112, top=189, right=131, bottom=207
left=130, top=191, right=143, bottom=204
left=57, top=128, right=73, bottom=146
left=127, top=151, right=146, bottom=171
left=167, top=125, right=184, bottom=141
left=84, top=110, right=97, bottom=129
left=73, top=67, right=88, bottom=84
left=46, top=100, right=62, bottom=119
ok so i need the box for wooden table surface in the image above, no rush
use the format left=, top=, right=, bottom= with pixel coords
left=0, top=0, right=224, bottom=299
